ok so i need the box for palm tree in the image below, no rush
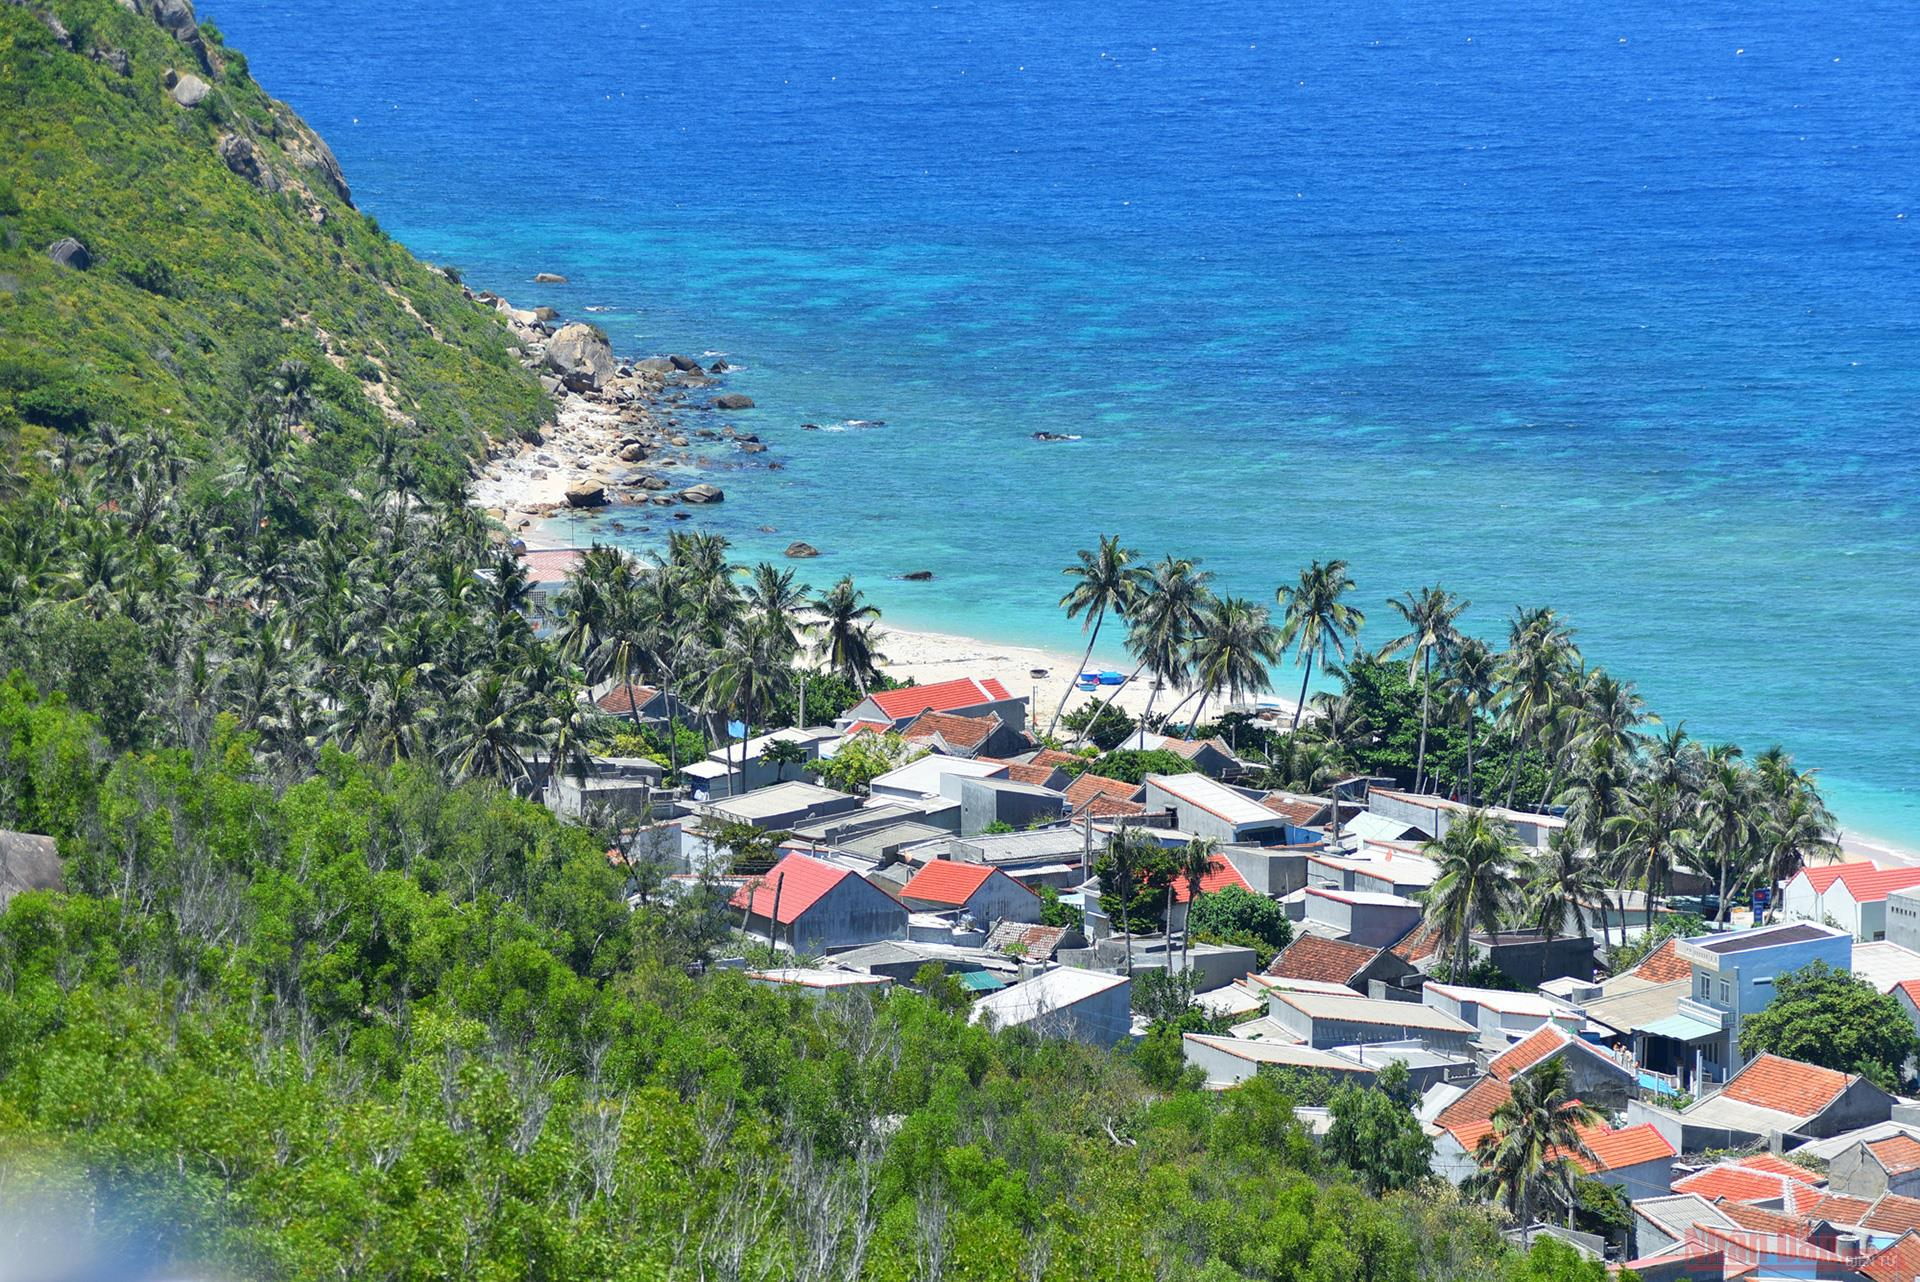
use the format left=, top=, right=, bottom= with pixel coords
left=1423, top=810, right=1524, bottom=976
left=1525, top=829, right=1605, bottom=950
left=1496, top=608, right=1580, bottom=809
left=1085, top=555, right=1212, bottom=732
left=1178, top=595, right=1281, bottom=728
left=1556, top=736, right=1635, bottom=947
left=1470, top=1057, right=1603, bottom=1238
left=1384, top=585, right=1468, bottom=795
left=1441, top=637, right=1499, bottom=805
left=1695, top=745, right=1756, bottom=925
left=1275, top=559, right=1366, bottom=733
left=811, top=576, right=884, bottom=694
left=443, top=670, right=535, bottom=790
left=1751, top=747, right=1839, bottom=923
left=1045, top=535, right=1146, bottom=739
left=705, top=620, right=796, bottom=786
left=1103, top=827, right=1155, bottom=978
left=1175, top=837, right=1218, bottom=977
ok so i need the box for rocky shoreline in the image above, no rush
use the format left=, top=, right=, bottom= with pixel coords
left=468, top=287, right=771, bottom=535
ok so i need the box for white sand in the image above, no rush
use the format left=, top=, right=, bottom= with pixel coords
left=868, top=622, right=1300, bottom=736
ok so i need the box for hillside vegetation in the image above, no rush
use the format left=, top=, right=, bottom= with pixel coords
left=0, top=5, right=1613, bottom=1280
left=0, top=0, right=545, bottom=487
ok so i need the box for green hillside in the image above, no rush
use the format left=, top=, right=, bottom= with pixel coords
left=0, top=0, right=545, bottom=485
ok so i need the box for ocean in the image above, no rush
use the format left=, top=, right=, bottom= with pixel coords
left=212, top=0, right=1920, bottom=845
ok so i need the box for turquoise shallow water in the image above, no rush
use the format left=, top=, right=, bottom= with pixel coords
left=213, top=0, right=1920, bottom=845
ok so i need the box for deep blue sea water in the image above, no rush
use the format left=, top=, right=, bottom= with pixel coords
left=212, top=0, right=1920, bottom=845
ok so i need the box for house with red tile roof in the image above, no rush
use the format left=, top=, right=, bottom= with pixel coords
left=1832, top=1134, right=1920, bottom=1201
left=1485, top=1024, right=1637, bottom=1110
left=1862, top=1230, right=1920, bottom=1282
left=1630, top=937, right=1697, bottom=985
left=899, top=710, right=1026, bottom=760
left=1671, top=1162, right=1822, bottom=1210
left=837, top=678, right=1025, bottom=734
left=1781, top=861, right=1920, bottom=941
left=1668, top=919, right=1854, bottom=1084
left=1264, top=933, right=1411, bottom=993
left=1861, top=1192, right=1920, bottom=1239
left=729, top=853, right=908, bottom=954
left=976, top=757, right=1070, bottom=790
left=1117, top=730, right=1245, bottom=779
left=1062, top=772, right=1142, bottom=815
left=1664, top=1051, right=1896, bottom=1152
left=1429, top=1074, right=1676, bottom=1198
left=899, top=859, right=1040, bottom=926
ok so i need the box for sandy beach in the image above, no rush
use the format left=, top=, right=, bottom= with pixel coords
left=869, top=622, right=1298, bottom=736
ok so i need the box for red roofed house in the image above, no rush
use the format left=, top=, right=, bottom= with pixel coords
left=1165, top=854, right=1255, bottom=940
left=1430, top=1073, right=1676, bottom=1199
left=1832, top=1133, right=1920, bottom=1201
left=899, top=710, right=1027, bottom=761
left=1862, top=1230, right=1920, bottom=1282
left=1782, top=861, right=1920, bottom=941
left=1668, top=1050, right=1896, bottom=1152
left=837, top=678, right=1026, bottom=735
left=1487, top=1024, right=1637, bottom=1111
left=1063, top=773, right=1143, bottom=816
left=729, top=853, right=908, bottom=954
left=1264, top=933, right=1413, bottom=994
left=899, top=859, right=1041, bottom=926
left=591, top=681, right=691, bottom=728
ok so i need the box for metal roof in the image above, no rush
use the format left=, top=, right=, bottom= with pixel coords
left=1144, top=773, right=1280, bottom=827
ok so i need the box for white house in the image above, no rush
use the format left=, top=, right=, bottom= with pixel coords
left=970, top=967, right=1131, bottom=1046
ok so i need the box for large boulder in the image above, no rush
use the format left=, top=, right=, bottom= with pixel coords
left=46, top=238, right=91, bottom=270
left=669, top=354, right=702, bottom=372
left=785, top=541, right=820, bottom=559
left=534, top=272, right=567, bottom=283
left=168, top=72, right=211, bottom=107
left=564, top=481, right=607, bottom=508
left=679, top=483, right=724, bottom=504
left=217, top=135, right=279, bottom=192
left=713, top=393, right=755, bottom=410
left=543, top=322, right=615, bottom=392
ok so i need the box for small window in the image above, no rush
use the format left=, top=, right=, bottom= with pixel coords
left=1719, top=980, right=1730, bottom=1003
left=1698, top=975, right=1711, bottom=1000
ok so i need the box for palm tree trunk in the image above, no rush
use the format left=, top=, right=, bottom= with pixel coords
left=1290, top=653, right=1314, bottom=733
left=1463, top=723, right=1477, bottom=806
left=1085, top=655, right=1150, bottom=747
left=1413, top=652, right=1432, bottom=794
left=1045, top=609, right=1104, bottom=740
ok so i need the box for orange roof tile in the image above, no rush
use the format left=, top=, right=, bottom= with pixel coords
left=1796, top=861, right=1877, bottom=893
left=1064, top=773, right=1139, bottom=811
left=1719, top=1053, right=1851, bottom=1118
left=977, top=758, right=1060, bottom=787
left=985, top=921, right=1069, bottom=958
left=1673, top=1165, right=1803, bottom=1206
left=900, top=711, right=1001, bottom=752
left=1260, top=794, right=1326, bottom=825
left=1713, top=1200, right=1812, bottom=1236
left=1390, top=918, right=1446, bottom=963
left=865, top=678, right=1013, bottom=722
left=1896, top=979, right=1920, bottom=1009
left=1834, top=866, right=1920, bottom=904
left=1489, top=1026, right=1573, bottom=1081
left=728, top=854, right=850, bottom=924
left=1028, top=749, right=1081, bottom=770
left=1579, top=1123, right=1677, bottom=1173
left=844, top=720, right=891, bottom=737
left=1265, top=935, right=1380, bottom=987
left=1631, top=937, right=1697, bottom=984
left=1731, top=1153, right=1826, bottom=1185
left=900, top=859, right=1031, bottom=908
left=595, top=682, right=663, bottom=714
left=1172, top=854, right=1252, bottom=903
left=1435, top=1076, right=1513, bottom=1130
left=1874, top=1137, right=1920, bottom=1178
left=1863, top=1194, right=1920, bottom=1237
left=516, top=546, right=584, bottom=582
left=1863, top=1230, right=1920, bottom=1282
left=1803, top=1193, right=1874, bottom=1225
left=1081, top=796, right=1146, bottom=819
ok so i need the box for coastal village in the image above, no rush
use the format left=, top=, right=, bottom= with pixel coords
left=434, top=526, right=1920, bottom=1282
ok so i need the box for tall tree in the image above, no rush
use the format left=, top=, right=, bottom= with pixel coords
left=1470, top=1057, right=1603, bottom=1238
left=1751, top=747, right=1840, bottom=922
left=1496, top=608, right=1580, bottom=809
left=1442, top=636, right=1499, bottom=805
left=1423, top=809, right=1525, bottom=975
left=1384, top=585, right=1467, bottom=795
left=1045, top=535, right=1146, bottom=740
left=810, top=576, right=884, bottom=695
left=1695, top=745, right=1756, bottom=925
left=1275, top=559, right=1366, bottom=733
left=1174, top=836, right=1218, bottom=977
left=1087, top=555, right=1212, bottom=732
left=1181, top=595, right=1281, bottom=727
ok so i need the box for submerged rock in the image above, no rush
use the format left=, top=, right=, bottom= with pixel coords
left=902, top=570, right=934, bottom=581
left=534, top=272, right=568, bottom=283
left=713, top=393, right=755, bottom=411
left=785, top=541, right=821, bottom=559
